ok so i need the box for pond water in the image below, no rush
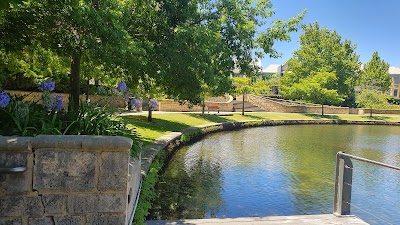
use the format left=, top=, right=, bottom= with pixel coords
left=149, top=125, right=400, bottom=225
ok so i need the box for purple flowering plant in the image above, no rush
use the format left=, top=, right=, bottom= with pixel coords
left=37, top=80, right=55, bottom=92
left=117, top=81, right=127, bottom=93
left=0, top=90, right=11, bottom=108
left=43, top=94, right=63, bottom=112
left=149, top=99, right=158, bottom=110
left=131, top=99, right=141, bottom=109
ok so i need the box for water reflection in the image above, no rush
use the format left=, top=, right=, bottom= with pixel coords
left=150, top=125, right=400, bottom=224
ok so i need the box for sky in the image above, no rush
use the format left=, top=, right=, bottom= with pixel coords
left=262, top=0, right=400, bottom=69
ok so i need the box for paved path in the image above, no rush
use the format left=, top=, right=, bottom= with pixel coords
left=146, top=214, right=368, bottom=225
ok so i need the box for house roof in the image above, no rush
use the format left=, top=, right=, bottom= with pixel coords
left=389, top=67, right=400, bottom=75
left=263, top=64, right=281, bottom=74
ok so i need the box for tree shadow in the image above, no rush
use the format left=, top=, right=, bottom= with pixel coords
left=242, top=114, right=268, bottom=120
left=304, top=113, right=341, bottom=120
left=123, top=115, right=193, bottom=132
left=186, top=113, right=233, bottom=123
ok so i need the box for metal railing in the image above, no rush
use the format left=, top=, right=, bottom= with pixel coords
left=334, top=151, right=400, bottom=216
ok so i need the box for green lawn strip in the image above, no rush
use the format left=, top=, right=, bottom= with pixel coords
left=123, top=112, right=400, bottom=146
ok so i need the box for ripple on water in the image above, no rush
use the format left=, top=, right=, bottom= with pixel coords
left=151, top=125, right=400, bottom=225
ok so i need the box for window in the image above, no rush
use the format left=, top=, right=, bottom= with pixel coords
left=394, top=89, right=399, bottom=97
left=394, top=76, right=400, bottom=85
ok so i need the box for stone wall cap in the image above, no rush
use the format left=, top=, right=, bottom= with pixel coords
left=0, top=136, right=32, bottom=152
left=32, top=135, right=132, bottom=151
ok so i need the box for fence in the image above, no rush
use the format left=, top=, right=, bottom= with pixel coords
left=334, top=152, right=400, bottom=223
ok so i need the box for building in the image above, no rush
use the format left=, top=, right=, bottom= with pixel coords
left=261, top=64, right=288, bottom=78
left=388, top=67, right=400, bottom=98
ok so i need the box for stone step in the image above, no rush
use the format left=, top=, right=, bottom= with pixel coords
left=232, top=101, right=265, bottom=112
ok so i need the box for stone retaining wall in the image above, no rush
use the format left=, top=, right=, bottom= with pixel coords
left=7, top=90, right=126, bottom=108
left=247, top=94, right=350, bottom=114
left=0, top=135, right=139, bottom=225
left=159, top=97, right=233, bottom=112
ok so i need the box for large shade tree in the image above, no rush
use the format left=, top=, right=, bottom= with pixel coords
left=128, top=0, right=305, bottom=105
left=281, top=22, right=361, bottom=106
left=0, top=0, right=141, bottom=109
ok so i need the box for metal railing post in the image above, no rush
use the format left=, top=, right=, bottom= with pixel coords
left=334, top=152, right=353, bottom=215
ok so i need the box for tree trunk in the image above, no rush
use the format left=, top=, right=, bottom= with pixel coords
left=321, top=104, right=324, bottom=116
left=370, top=107, right=372, bottom=117
left=85, top=79, right=89, bottom=102
left=201, top=98, right=205, bottom=115
left=242, top=91, right=245, bottom=116
left=148, top=108, right=152, bottom=122
left=69, top=55, right=81, bottom=111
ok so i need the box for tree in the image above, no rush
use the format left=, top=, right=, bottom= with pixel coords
left=0, top=0, right=23, bottom=10
left=131, top=0, right=305, bottom=105
left=281, top=72, right=343, bottom=115
left=359, top=52, right=391, bottom=91
left=232, top=77, right=258, bottom=115
left=0, top=46, right=70, bottom=91
left=282, top=22, right=361, bottom=105
left=356, top=89, right=387, bottom=117
left=1, top=0, right=140, bottom=109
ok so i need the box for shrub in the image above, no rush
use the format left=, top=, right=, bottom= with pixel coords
left=0, top=83, right=142, bottom=156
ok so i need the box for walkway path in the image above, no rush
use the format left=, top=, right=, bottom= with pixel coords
left=146, top=214, right=368, bottom=225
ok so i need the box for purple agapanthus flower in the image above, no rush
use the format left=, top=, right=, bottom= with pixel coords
left=38, top=80, right=55, bottom=92
left=131, top=99, right=141, bottom=108
left=43, top=94, right=63, bottom=112
left=52, top=95, right=63, bottom=112
left=0, top=91, right=11, bottom=108
left=117, top=81, right=127, bottom=92
left=149, top=99, right=158, bottom=110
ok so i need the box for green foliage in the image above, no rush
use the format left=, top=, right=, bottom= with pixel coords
left=1, top=0, right=141, bottom=108
left=0, top=94, right=60, bottom=136
left=359, top=51, right=391, bottom=91
left=282, top=22, right=361, bottom=105
left=231, top=76, right=271, bottom=96
left=0, top=93, right=142, bottom=156
left=180, top=128, right=203, bottom=143
left=356, top=89, right=388, bottom=116
left=0, top=0, right=23, bottom=10
left=0, top=46, right=70, bottom=91
left=281, top=72, right=343, bottom=105
left=134, top=151, right=165, bottom=225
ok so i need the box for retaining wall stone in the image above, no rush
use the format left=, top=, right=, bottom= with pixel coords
left=0, top=135, right=138, bottom=225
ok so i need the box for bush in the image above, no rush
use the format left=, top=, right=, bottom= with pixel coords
left=0, top=87, right=142, bottom=156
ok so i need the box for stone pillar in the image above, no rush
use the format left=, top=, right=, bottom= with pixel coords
left=0, top=135, right=138, bottom=225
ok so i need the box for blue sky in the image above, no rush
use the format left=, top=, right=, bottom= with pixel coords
left=262, top=0, right=400, bottom=69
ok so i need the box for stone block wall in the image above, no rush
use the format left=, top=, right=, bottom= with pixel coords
left=0, top=135, right=139, bottom=225
left=7, top=90, right=126, bottom=108
left=248, top=95, right=351, bottom=114
left=159, top=98, right=234, bottom=112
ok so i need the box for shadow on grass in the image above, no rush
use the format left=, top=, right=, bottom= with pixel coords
left=304, top=114, right=341, bottom=120
left=361, top=115, right=390, bottom=121
left=186, top=113, right=233, bottom=123
left=123, top=115, right=192, bottom=133
left=241, top=114, right=268, bottom=120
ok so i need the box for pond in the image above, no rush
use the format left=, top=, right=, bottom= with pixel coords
left=149, top=125, right=400, bottom=224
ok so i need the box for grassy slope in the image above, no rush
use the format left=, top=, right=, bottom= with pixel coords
left=123, top=112, right=400, bottom=146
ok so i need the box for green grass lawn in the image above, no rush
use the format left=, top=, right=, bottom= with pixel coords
left=122, top=112, right=400, bottom=146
